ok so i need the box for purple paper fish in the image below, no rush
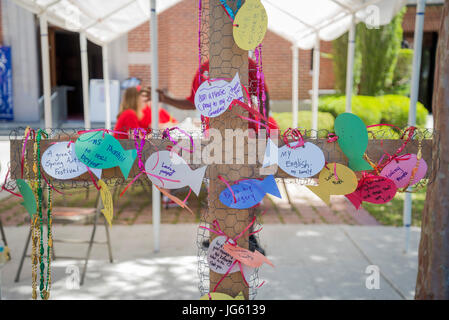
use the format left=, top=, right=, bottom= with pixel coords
left=219, top=175, right=281, bottom=209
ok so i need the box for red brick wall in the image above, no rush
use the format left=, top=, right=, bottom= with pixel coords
left=127, top=1, right=445, bottom=102
left=127, top=0, right=336, bottom=101
left=402, top=5, right=443, bottom=34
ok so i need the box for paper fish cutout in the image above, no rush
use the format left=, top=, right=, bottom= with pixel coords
left=233, top=0, right=268, bottom=50
left=207, top=236, right=253, bottom=278
left=219, top=175, right=281, bottom=209
left=154, top=185, right=194, bottom=215
left=346, top=174, right=397, bottom=209
left=98, top=180, right=113, bottom=226
left=145, top=150, right=207, bottom=196
left=262, top=139, right=325, bottom=178
left=75, top=131, right=137, bottom=179
left=334, top=113, right=372, bottom=171
left=42, top=141, right=102, bottom=180
left=16, top=179, right=37, bottom=217
left=200, top=292, right=245, bottom=300
left=380, top=154, right=427, bottom=189
left=194, top=73, right=243, bottom=118
left=223, top=243, right=274, bottom=268
left=306, top=163, right=358, bottom=205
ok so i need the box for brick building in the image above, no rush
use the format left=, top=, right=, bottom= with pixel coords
left=0, top=0, right=444, bottom=124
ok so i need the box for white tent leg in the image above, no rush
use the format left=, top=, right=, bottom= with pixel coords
left=311, top=36, right=320, bottom=137
left=102, top=45, right=111, bottom=130
left=345, top=14, right=356, bottom=113
left=80, top=32, right=91, bottom=130
left=404, top=0, right=426, bottom=254
left=150, top=0, right=161, bottom=253
left=292, top=45, right=299, bottom=128
left=39, top=12, right=52, bottom=130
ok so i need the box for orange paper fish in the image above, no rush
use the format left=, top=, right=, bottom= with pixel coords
left=223, top=243, right=274, bottom=268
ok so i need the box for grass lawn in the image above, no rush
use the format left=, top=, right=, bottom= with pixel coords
left=362, top=187, right=426, bottom=227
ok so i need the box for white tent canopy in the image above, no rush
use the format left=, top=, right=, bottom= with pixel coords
left=263, top=0, right=407, bottom=49
left=12, top=0, right=182, bottom=46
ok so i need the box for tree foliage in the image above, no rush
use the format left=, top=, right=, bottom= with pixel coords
left=331, top=8, right=406, bottom=96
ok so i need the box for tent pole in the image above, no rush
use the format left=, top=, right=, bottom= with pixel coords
left=292, top=45, right=299, bottom=128
left=404, top=0, right=426, bottom=253
left=102, top=44, right=111, bottom=130
left=345, top=14, right=356, bottom=113
left=311, top=35, right=320, bottom=137
left=39, top=12, right=52, bottom=130
left=80, top=32, right=91, bottom=129
left=150, top=0, right=161, bottom=253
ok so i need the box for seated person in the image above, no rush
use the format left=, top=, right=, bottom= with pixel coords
left=114, top=86, right=177, bottom=139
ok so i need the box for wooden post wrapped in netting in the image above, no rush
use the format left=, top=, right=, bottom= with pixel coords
left=206, top=0, right=252, bottom=299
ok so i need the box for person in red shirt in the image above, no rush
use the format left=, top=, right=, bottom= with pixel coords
left=157, top=58, right=278, bottom=131
left=114, top=86, right=177, bottom=139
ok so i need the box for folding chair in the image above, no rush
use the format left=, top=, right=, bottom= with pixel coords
left=14, top=194, right=113, bottom=285
left=0, top=218, right=8, bottom=257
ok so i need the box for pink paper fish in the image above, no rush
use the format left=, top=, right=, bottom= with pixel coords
left=380, top=154, right=427, bottom=189
left=346, top=174, right=397, bottom=210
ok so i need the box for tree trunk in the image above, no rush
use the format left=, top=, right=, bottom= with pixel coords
left=415, top=0, right=449, bottom=300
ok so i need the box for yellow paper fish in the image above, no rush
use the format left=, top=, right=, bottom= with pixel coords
left=98, top=180, right=113, bottom=226
left=233, top=0, right=268, bottom=50
left=200, top=292, right=245, bottom=300
left=306, top=163, right=358, bottom=205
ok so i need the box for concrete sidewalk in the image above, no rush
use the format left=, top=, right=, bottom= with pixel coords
left=0, top=224, right=420, bottom=300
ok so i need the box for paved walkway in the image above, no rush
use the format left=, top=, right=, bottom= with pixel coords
left=0, top=224, right=420, bottom=300
left=0, top=182, right=380, bottom=227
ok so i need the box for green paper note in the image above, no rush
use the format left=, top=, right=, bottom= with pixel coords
left=334, top=113, right=372, bottom=171
left=74, top=131, right=137, bottom=179
left=16, top=179, right=37, bottom=217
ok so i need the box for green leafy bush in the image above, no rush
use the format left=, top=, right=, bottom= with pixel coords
left=378, top=95, right=428, bottom=127
left=272, top=111, right=335, bottom=134
left=389, top=48, right=414, bottom=95
left=319, top=94, right=429, bottom=128
left=319, top=95, right=383, bottom=125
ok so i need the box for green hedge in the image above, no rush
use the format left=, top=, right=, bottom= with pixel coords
left=377, top=95, right=428, bottom=127
left=272, top=111, right=335, bottom=135
left=319, top=94, right=428, bottom=128
left=319, top=95, right=383, bottom=125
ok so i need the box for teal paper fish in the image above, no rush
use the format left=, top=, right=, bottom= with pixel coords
left=334, top=113, right=372, bottom=171
left=75, top=131, right=137, bottom=179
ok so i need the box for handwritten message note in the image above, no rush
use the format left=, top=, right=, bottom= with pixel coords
left=194, top=73, right=243, bottom=118
left=223, top=243, right=274, bottom=268
left=219, top=175, right=281, bottom=209
left=306, top=163, right=358, bottom=205
left=380, top=154, right=427, bottom=188
left=145, top=150, right=207, bottom=196
left=75, top=131, right=137, bottom=179
left=233, top=0, right=268, bottom=50
left=42, top=142, right=102, bottom=180
left=98, top=180, right=113, bottom=226
left=346, top=175, right=397, bottom=209
left=207, top=236, right=239, bottom=274
left=262, top=139, right=325, bottom=178
left=207, top=236, right=254, bottom=279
